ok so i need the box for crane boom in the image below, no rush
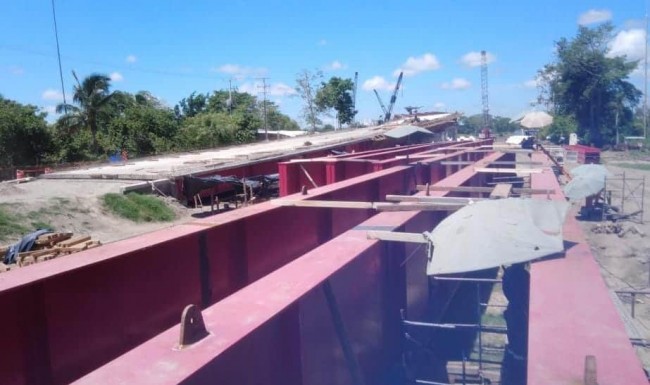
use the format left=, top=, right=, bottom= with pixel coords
left=373, top=89, right=388, bottom=116
left=385, top=71, right=403, bottom=122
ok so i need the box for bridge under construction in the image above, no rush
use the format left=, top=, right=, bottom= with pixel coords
left=0, top=128, right=646, bottom=385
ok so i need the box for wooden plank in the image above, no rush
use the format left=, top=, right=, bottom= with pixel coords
left=474, top=167, right=543, bottom=174
left=376, top=202, right=464, bottom=212
left=299, top=165, right=319, bottom=189
left=490, top=183, right=513, bottom=199
left=35, top=232, right=73, bottom=246
left=273, top=200, right=465, bottom=212
left=56, top=235, right=91, bottom=248
left=416, top=185, right=494, bottom=193
left=414, top=184, right=555, bottom=195
left=385, top=195, right=482, bottom=204
left=273, top=200, right=375, bottom=209
left=366, top=230, right=428, bottom=244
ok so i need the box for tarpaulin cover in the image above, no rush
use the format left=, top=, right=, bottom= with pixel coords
left=183, top=175, right=241, bottom=199
left=563, top=165, right=610, bottom=201
left=3, top=229, right=52, bottom=265
left=183, top=173, right=280, bottom=201
left=570, top=164, right=610, bottom=179
left=384, top=125, right=434, bottom=139
left=425, top=198, right=569, bottom=275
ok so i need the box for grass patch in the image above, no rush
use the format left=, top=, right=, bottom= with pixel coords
left=0, top=205, right=29, bottom=242
left=30, top=221, right=54, bottom=231
left=611, top=162, right=650, bottom=171
left=102, top=193, right=175, bottom=223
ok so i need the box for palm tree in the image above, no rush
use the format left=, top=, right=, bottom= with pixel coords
left=56, top=71, right=113, bottom=152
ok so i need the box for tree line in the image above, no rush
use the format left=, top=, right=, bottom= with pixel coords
left=1, top=69, right=361, bottom=169
left=0, top=72, right=301, bottom=168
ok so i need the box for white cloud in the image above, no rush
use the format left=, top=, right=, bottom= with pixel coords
left=608, top=28, right=646, bottom=60
left=42, top=89, right=63, bottom=101
left=110, top=72, right=124, bottom=82
left=318, top=39, right=328, bottom=46
left=362, top=76, right=395, bottom=91
left=270, top=82, right=297, bottom=96
left=324, top=60, right=346, bottom=71
left=238, top=82, right=296, bottom=97
left=213, top=64, right=267, bottom=79
left=393, top=53, right=440, bottom=77
left=433, top=102, right=446, bottom=110
left=578, top=9, right=612, bottom=25
left=125, top=55, right=137, bottom=63
left=441, top=78, right=471, bottom=90
left=460, top=51, right=496, bottom=67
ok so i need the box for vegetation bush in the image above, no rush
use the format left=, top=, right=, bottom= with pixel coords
left=102, top=193, right=175, bottom=222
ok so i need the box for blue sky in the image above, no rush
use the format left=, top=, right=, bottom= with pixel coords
left=0, top=1, right=648, bottom=126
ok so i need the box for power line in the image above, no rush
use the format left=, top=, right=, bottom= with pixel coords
left=0, top=44, right=231, bottom=81
left=50, top=0, right=67, bottom=110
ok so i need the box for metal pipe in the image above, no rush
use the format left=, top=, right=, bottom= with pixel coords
left=432, top=277, right=502, bottom=283
left=402, top=320, right=507, bottom=334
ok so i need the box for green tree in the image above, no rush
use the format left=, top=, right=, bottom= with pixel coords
left=104, top=92, right=179, bottom=156
left=542, top=115, right=578, bottom=143
left=261, top=100, right=300, bottom=131
left=56, top=71, right=114, bottom=152
left=0, top=96, right=52, bottom=167
left=207, top=90, right=257, bottom=114
left=459, top=114, right=518, bottom=136
left=174, top=92, right=208, bottom=119
left=176, top=111, right=260, bottom=150
left=492, top=116, right=519, bottom=136
left=315, top=77, right=356, bottom=128
left=295, top=70, right=323, bottom=131
left=537, top=23, right=642, bottom=147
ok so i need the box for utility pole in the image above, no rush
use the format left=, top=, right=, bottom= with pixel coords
left=257, top=78, right=270, bottom=141
left=227, top=78, right=233, bottom=114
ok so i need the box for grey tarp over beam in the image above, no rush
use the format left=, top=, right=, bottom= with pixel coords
left=183, top=174, right=279, bottom=202
left=425, top=198, right=570, bottom=275
left=384, top=125, right=434, bottom=139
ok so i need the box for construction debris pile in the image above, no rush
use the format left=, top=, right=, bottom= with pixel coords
left=1, top=232, right=101, bottom=272
left=591, top=222, right=645, bottom=238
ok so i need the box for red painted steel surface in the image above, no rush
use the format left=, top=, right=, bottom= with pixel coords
left=279, top=141, right=490, bottom=196
left=564, top=144, right=601, bottom=164
left=527, top=153, right=646, bottom=384
left=74, top=152, right=502, bottom=385
left=173, top=139, right=377, bottom=201
left=0, top=162, right=422, bottom=385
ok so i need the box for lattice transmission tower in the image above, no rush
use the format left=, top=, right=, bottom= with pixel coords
left=481, top=50, right=490, bottom=132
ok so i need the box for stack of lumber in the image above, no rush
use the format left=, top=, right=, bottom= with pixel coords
left=1, top=232, right=101, bottom=268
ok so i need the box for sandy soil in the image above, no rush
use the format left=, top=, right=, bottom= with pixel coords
left=0, top=179, right=194, bottom=246
left=576, top=150, right=650, bottom=370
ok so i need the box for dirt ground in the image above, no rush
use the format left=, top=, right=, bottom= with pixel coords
left=575, top=150, right=650, bottom=371
left=0, top=179, right=195, bottom=246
